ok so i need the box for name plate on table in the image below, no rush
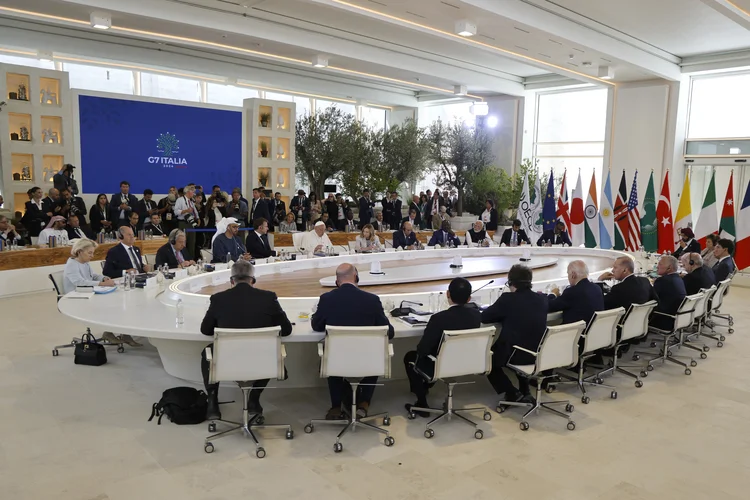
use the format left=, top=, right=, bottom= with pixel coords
left=174, top=269, right=188, bottom=280
left=211, top=274, right=225, bottom=286
left=385, top=248, right=395, bottom=252
left=213, top=263, right=228, bottom=271
left=188, top=280, right=203, bottom=293
left=145, top=276, right=158, bottom=288
left=297, top=254, right=309, bottom=260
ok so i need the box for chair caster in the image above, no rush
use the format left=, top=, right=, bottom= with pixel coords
left=702, top=345, right=710, bottom=352
left=635, top=380, right=643, bottom=388
left=495, top=405, right=507, bottom=414
left=717, top=341, right=724, bottom=348
left=632, top=354, right=640, bottom=361
left=690, top=360, right=697, bottom=367
left=650, top=342, right=657, bottom=348
left=700, top=353, right=707, bottom=359
left=424, top=428, right=435, bottom=439
left=384, top=436, right=395, bottom=447
left=117, top=345, right=125, bottom=354
left=333, top=442, right=343, bottom=453
left=519, top=421, right=530, bottom=431
left=581, top=396, right=590, bottom=405
left=565, top=403, right=574, bottom=413
left=610, top=391, right=618, bottom=400
left=545, top=384, right=556, bottom=393
left=595, top=378, right=603, bottom=385
left=728, top=329, right=733, bottom=334
left=684, top=368, right=691, bottom=375
left=52, top=349, right=59, bottom=357
left=208, top=423, right=216, bottom=432
left=254, top=415, right=265, bottom=425
left=256, top=447, right=266, bottom=459
left=407, top=412, right=416, bottom=420
left=483, top=411, right=492, bottom=421
left=204, top=442, right=214, bottom=454
left=567, top=421, right=576, bottom=431
left=286, top=430, right=294, bottom=439
left=647, top=365, right=654, bottom=371
left=474, top=429, right=484, bottom=440
left=640, top=371, right=648, bottom=378
left=304, top=424, right=314, bottom=434
left=720, top=335, right=726, bottom=341
left=383, top=417, right=391, bottom=426
left=729, top=320, right=734, bottom=326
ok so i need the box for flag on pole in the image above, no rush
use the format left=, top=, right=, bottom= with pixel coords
left=694, top=171, right=718, bottom=248
left=584, top=173, right=599, bottom=248
left=625, top=172, right=642, bottom=251
left=599, top=170, right=614, bottom=250
left=719, top=171, right=736, bottom=240
left=613, top=170, right=629, bottom=250
left=640, top=171, right=657, bottom=252
left=735, top=177, right=750, bottom=270
left=657, top=170, right=675, bottom=254
left=542, top=170, right=557, bottom=231
left=570, top=170, right=585, bottom=247
left=517, top=171, right=544, bottom=244
left=556, top=170, right=571, bottom=234
left=675, top=171, right=692, bottom=239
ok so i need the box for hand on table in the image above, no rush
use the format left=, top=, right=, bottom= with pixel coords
left=100, top=278, right=116, bottom=287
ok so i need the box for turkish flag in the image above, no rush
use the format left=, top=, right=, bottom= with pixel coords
left=657, top=170, right=675, bottom=254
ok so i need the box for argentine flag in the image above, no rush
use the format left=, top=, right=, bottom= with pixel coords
left=599, top=169, right=615, bottom=250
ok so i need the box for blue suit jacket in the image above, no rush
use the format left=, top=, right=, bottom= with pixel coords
left=712, top=257, right=735, bottom=284
left=311, top=283, right=394, bottom=339
left=109, top=193, right=139, bottom=226
left=547, top=278, right=604, bottom=325
left=537, top=229, right=572, bottom=246
left=102, top=243, right=144, bottom=278
left=392, top=230, right=417, bottom=249
left=428, top=230, right=461, bottom=247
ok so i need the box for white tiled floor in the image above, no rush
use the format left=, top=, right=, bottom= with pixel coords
left=1, top=288, right=748, bottom=500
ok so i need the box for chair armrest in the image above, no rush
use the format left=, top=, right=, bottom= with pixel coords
left=280, top=344, right=287, bottom=360
left=652, top=311, right=676, bottom=319
left=388, top=343, right=394, bottom=358
left=512, top=345, right=538, bottom=356
left=205, top=346, right=213, bottom=361
left=317, top=342, right=324, bottom=358
left=427, top=355, right=437, bottom=362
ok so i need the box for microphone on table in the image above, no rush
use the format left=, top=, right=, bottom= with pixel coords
left=339, top=245, right=349, bottom=254
left=391, top=300, right=425, bottom=317
left=471, top=279, right=495, bottom=294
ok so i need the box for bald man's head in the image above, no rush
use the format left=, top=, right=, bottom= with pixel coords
left=335, top=263, right=359, bottom=287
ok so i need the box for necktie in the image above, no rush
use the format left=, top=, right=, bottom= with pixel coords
left=76, top=228, right=83, bottom=239
left=176, top=249, right=184, bottom=264
left=129, top=247, right=143, bottom=273
left=513, top=231, right=517, bottom=244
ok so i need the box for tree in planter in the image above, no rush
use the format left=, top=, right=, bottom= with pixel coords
left=426, top=120, right=494, bottom=216
left=376, top=119, right=430, bottom=195
left=337, top=123, right=382, bottom=199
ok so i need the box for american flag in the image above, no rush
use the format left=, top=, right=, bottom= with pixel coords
left=626, top=172, right=641, bottom=251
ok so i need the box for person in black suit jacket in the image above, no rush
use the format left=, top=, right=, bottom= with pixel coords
left=126, top=212, right=141, bottom=236
left=57, top=188, right=88, bottom=226
left=547, top=261, right=604, bottom=325
left=200, top=260, right=292, bottom=420
left=137, top=189, right=159, bottom=227
left=400, top=208, right=420, bottom=231
left=155, top=229, right=195, bottom=269
left=681, top=253, right=716, bottom=295
left=393, top=221, right=418, bottom=249
left=537, top=221, right=572, bottom=246
left=88, top=194, right=113, bottom=235
left=481, top=200, right=499, bottom=231
left=649, top=255, right=687, bottom=331
left=110, top=181, right=139, bottom=228
left=404, top=278, right=481, bottom=416
left=249, top=188, right=271, bottom=223
left=42, top=188, right=62, bottom=219
left=481, top=265, right=548, bottom=402
left=245, top=217, right=276, bottom=259
left=65, top=214, right=93, bottom=240
left=21, top=186, right=49, bottom=237
left=102, top=226, right=151, bottom=278
left=599, top=257, right=657, bottom=311
left=358, top=190, right=375, bottom=229
left=673, top=227, right=701, bottom=259
left=408, top=195, right=422, bottom=228
left=387, top=192, right=402, bottom=229
left=500, top=219, right=531, bottom=246
left=427, top=220, right=461, bottom=247
left=145, top=214, right=167, bottom=237
left=290, top=190, right=310, bottom=231
left=712, top=238, right=736, bottom=284
left=311, top=264, right=394, bottom=420
left=426, top=191, right=445, bottom=230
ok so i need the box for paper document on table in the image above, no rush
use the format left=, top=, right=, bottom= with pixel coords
left=66, top=291, right=94, bottom=299
left=93, top=286, right=117, bottom=294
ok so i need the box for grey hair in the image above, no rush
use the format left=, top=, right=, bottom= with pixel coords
left=117, top=226, right=130, bottom=239
left=71, top=238, right=96, bottom=257
left=231, top=259, right=255, bottom=281
left=168, top=228, right=185, bottom=245
left=184, top=185, right=195, bottom=193
left=662, top=255, right=679, bottom=271
left=568, top=260, right=589, bottom=278
left=617, top=256, right=634, bottom=274
left=689, top=252, right=703, bottom=267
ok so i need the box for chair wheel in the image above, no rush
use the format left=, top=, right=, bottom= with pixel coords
left=208, top=423, right=216, bottom=432
left=286, top=430, right=294, bottom=439
left=424, top=429, right=435, bottom=439
left=647, top=365, right=654, bottom=371
left=690, top=360, right=697, bottom=367
left=52, top=349, right=59, bottom=357
left=700, top=353, right=707, bottom=359
left=684, top=368, right=691, bottom=375
left=519, top=421, right=530, bottom=431
left=632, top=355, right=640, bottom=361
left=728, top=329, right=733, bottom=334
left=635, top=380, right=643, bottom=388
left=483, top=411, right=492, bottom=421
left=595, top=378, right=604, bottom=385
left=204, top=442, right=214, bottom=454
left=304, top=424, right=314, bottom=434
left=407, top=412, right=416, bottom=420
left=717, top=341, right=724, bottom=348
left=702, top=345, right=710, bottom=352
left=567, top=421, right=576, bottom=431
left=565, top=403, right=574, bottom=412
left=383, top=417, right=391, bottom=426
left=650, top=342, right=657, bottom=348
left=254, top=415, right=265, bottom=425
left=729, top=320, right=734, bottom=326
left=333, top=442, right=343, bottom=453
left=720, top=335, right=726, bottom=341
left=495, top=405, right=507, bottom=414
left=256, top=447, right=266, bottom=459
left=474, top=429, right=483, bottom=440
left=117, top=345, right=125, bottom=354
left=640, top=371, right=648, bottom=378
left=545, top=384, right=556, bottom=393
left=384, top=436, right=395, bottom=447
left=610, top=391, right=618, bottom=400
left=581, top=396, right=590, bottom=404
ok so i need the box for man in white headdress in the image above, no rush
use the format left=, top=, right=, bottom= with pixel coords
left=301, top=221, right=333, bottom=254
left=211, top=217, right=250, bottom=263
left=38, top=215, right=69, bottom=245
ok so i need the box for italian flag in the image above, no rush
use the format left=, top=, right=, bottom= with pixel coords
left=694, top=171, right=718, bottom=247
left=719, top=171, right=735, bottom=240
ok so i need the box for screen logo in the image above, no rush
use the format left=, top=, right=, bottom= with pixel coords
left=149, top=132, right=187, bottom=168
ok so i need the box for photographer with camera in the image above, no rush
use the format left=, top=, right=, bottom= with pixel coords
left=226, top=188, right=249, bottom=227
left=157, top=186, right=178, bottom=232
left=174, top=184, right=199, bottom=258
left=57, top=187, right=88, bottom=227
left=206, top=187, right=228, bottom=231
left=53, top=164, right=76, bottom=194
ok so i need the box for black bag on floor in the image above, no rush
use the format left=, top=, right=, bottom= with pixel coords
left=73, top=332, right=107, bottom=366
left=149, top=387, right=208, bottom=425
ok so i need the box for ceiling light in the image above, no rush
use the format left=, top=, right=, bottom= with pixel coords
left=486, top=115, right=499, bottom=128
left=90, top=12, right=111, bottom=30
left=470, top=102, right=488, bottom=116
left=36, top=50, right=53, bottom=61
left=454, top=19, right=477, bottom=37
left=454, top=85, right=467, bottom=96
left=312, top=55, right=328, bottom=68
left=598, top=65, right=614, bottom=80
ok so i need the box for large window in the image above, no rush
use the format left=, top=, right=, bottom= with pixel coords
left=62, top=62, right=135, bottom=95
left=418, top=102, right=474, bottom=127
left=0, top=53, right=55, bottom=69
left=205, top=83, right=258, bottom=107
left=315, top=99, right=356, bottom=116
left=361, top=106, right=387, bottom=131
left=265, top=91, right=293, bottom=102
left=141, top=72, right=200, bottom=101
left=688, top=73, right=750, bottom=139
left=293, top=96, right=311, bottom=121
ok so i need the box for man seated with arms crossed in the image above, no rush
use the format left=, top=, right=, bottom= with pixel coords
left=145, top=213, right=167, bottom=237
left=500, top=219, right=531, bottom=246
left=155, top=229, right=196, bottom=269
left=537, top=220, right=572, bottom=246
left=681, top=253, right=716, bottom=295
left=201, top=259, right=292, bottom=420
left=245, top=217, right=276, bottom=259
left=427, top=220, right=461, bottom=247
left=393, top=221, right=418, bottom=250
left=546, top=260, right=604, bottom=325
left=712, top=238, right=735, bottom=284
left=301, top=221, right=333, bottom=255
left=481, top=264, right=547, bottom=405
left=312, top=263, right=394, bottom=420
left=0, top=214, right=22, bottom=246
left=211, top=218, right=251, bottom=263
left=465, top=220, right=492, bottom=247
left=649, top=255, right=686, bottom=331
left=66, top=214, right=92, bottom=240
left=403, top=278, right=480, bottom=417
left=102, top=226, right=152, bottom=277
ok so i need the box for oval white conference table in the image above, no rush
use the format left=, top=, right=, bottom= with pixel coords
left=58, top=246, right=629, bottom=386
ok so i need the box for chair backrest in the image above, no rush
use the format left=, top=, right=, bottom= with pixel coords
left=581, top=307, right=625, bottom=354
left=674, top=293, right=703, bottom=331
left=49, top=271, right=64, bottom=298
left=292, top=232, right=305, bottom=252
left=433, top=326, right=496, bottom=379
left=619, top=300, right=658, bottom=342
left=320, top=326, right=391, bottom=379
left=710, top=279, right=731, bottom=310
left=693, top=286, right=715, bottom=320
left=535, top=321, right=586, bottom=373
left=209, top=327, right=283, bottom=383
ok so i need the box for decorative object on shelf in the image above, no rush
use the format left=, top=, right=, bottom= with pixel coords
left=19, top=126, right=30, bottom=141
left=13, top=173, right=21, bottom=181
left=8, top=92, right=18, bottom=100
left=10, top=132, right=19, bottom=141
left=276, top=172, right=285, bottom=188
left=260, top=112, right=271, bottom=128
left=258, top=170, right=269, bottom=188
left=277, top=144, right=285, bottom=159
left=278, top=114, right=285, bottom=129
left=40, top=88, right=58, bottom=105
left=22, top=164, right=31, bottom=181
left=42, top=128, right=59, bottom=144
left=43, top=168, right=54, bottom=182
left=259, top=140, right=269, bottom=158
left=17, top=83, right=28, bottom=101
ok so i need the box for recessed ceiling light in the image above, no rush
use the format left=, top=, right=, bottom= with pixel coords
left=598, top=65, right=615, bottom=80
left=90, top=12, right=111, bottom=30
left=312, top=55, right=328, bottom=68
left=454, top=85, right=467, bottom=96
left=582, top=61, right=592, bottom=67
left=454, top=19, right=477, bottom=37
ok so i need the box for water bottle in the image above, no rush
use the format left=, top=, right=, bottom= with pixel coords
left=123, top=272, right=131, bottom=291
left=129, top=270, right=136, bottom=290
left=176, top=299, right=184, bottom=325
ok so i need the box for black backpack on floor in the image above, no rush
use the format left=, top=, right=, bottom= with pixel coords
left=148, top=387, right=208, bottom=425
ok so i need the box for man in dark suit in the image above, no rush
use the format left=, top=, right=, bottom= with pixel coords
left=537, top=220, right=572, bottom=246
left=137, top=189, right=159, bottom=227
left=372, top=211, right=388, bottom=232
left=155, top=229, right=195, bottom=269
left=650, top=255, right=687, bottom=331
left=599, top=256, right=657, bottom=311
left=673, top=228, right=701, bottom=259
left=271, top=192, right=286, bottom=230
left=290, top=190, right=309, bottom=231
left=481, top=265, right=548, bottom=403
left=500, top=219, right=531, bottom=246
left=427, top=220, right=461, bottom=247
left=102, top=226, right=151, bottom=278
left=712, top=238, right=736, bottom=284
left=245, top=217, right=276, bottom=259
left=393, top=221, right=418, bottom=250
left=547, top=260, right=604, bottom=325
left=42, top=188, right=61, bottom=218
left=127, top=212, right=141, bottom=235
left=201, top=260, right=292, bottom=419
left=401, top=208, right=420, bottom=229
left=358, top=189, right=375, bottom=229
left=57, top=187, right=88, bottom=226
left=403, top=278, right=481, bottom=416
left=682, top=253, right=716, bottom=295
left=388, top=191, right=402, bottom=229
left=408, top=195, right=422, bottom=228
left=311, top=263, right=394, bottom=420
left=110, top=181, right=139, bottom=228
left=65, top=214, right=93, bottom=240
left=145, top=214, right=167, bottom=237
left=249, top=188, right=271, bottom=223
left=426, top=190, right=445, bottom=230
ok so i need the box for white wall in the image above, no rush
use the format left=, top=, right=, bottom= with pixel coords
left=484, top=96, right=521, bottom=173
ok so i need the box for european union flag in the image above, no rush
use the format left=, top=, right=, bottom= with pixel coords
left=543, top=170, right=556, bottom=231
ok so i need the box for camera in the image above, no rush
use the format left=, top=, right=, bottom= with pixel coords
left=185, top=213, right=198, bottom=228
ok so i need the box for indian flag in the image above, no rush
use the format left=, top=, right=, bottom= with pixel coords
left=674, top=171, right=692, bottom=241
left=599, top=169, right=614, bottom=250
left=694, top=171, right=718, bottom=247
left=584, top=173, right=599, bottom=248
